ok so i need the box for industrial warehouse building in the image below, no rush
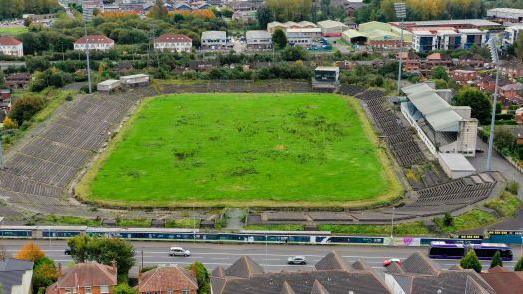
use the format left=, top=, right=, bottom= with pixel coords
left=317, top=20, right=348, bottom=37
left=401, top=83, right=478, bottom=157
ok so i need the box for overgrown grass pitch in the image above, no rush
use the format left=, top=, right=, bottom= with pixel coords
left=83, top=93, right=400, bottom=207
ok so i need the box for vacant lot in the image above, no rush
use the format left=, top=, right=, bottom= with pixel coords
left=80, top=93, right=400, bottom=207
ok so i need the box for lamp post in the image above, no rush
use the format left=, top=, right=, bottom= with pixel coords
left=486, top=37, right=500, bottom=171
left=83, top=8, right=93, bottom=94
left=394, top=2, right=407, bottom=95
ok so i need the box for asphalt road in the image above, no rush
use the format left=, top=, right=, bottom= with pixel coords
left=1, top=240, right=521, bottom=276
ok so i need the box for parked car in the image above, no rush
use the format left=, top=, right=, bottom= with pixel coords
left=288, top=256, right=307, bottom=265
left=383, top=258, right=401, bottom=267
left=169, top=247, right=191, bottom=257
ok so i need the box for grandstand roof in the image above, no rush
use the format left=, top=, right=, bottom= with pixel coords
left=402, top=83, right=464, bottom=132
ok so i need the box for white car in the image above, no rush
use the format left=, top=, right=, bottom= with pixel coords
left=169, top=247, right=191, bottom=257
left=288, top=256, right=307, bottom=265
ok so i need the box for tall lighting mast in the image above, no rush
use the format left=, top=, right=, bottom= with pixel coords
left=486, top=37, right=500, bottom=171
left=394, top=2, right=407, bottom=95
left=83, top=5, right=93, bottom=94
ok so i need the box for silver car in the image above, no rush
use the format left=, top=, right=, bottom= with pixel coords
left=287, top=256, right=307, bottom=265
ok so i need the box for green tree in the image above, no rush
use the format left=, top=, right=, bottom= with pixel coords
left=453, top=87, right=492, bottom=125
left=432, top=66, right=449, bottom=82
left=281, top=46, right=309, bottom=61
left=67, top=235, right=135, bottom=281
left=256, top=6, right=273, bottom=29
left=515, top=255, right=523, bottom=271
left=9, top=95, right=45, bottom=125
left=272, top=29, right=287, bottom=49
left=494, top=126, right=516, bottom=152
left=148, top=0, right=168, bottom=20
left=460, top=250, right=482, bottom=273
left=443, top=212, right=454, bottom=227
left=490, top=251, right=503, bottom=268
left=32, top=257, right=59, bottom=294
left=0, top=71, right=4, bottom=88
left=190, top=262, right=210, bottom=294
left=113, top=284, right=138, bottom=294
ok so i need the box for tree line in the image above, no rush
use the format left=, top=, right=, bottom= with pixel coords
left=355, top=0, right=485, bottom=23
left=0, top=0, right=62, bottom=20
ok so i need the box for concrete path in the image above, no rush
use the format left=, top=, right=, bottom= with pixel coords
left=225, top=208, right=245, bottom=230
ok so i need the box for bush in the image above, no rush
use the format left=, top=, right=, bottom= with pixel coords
left=490, top=251, right=503, bottom=268
left=190, top=261, right=211, bottom=294
left=9, top=95, right=45, bottom=125
left=506, top=181, right=520, bottom=195
left=2, top=117, right=18, bottom=129
left=443, top=212, right=454, bottom=227
left=281, top=46, right=309, bottom=61
left=515, top=256, right=523, bottom=271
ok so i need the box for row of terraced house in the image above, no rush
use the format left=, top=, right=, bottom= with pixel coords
left=2, top=251, right=523, bottom=294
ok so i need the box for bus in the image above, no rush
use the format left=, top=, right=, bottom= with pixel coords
left=428, top=241, right=513, bottom=261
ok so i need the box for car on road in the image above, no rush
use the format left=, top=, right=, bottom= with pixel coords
left=383, top=258, right=401, bottom=267
left=288, top=256, right=307, bottom=265
left=64, top=248, right=71, bottom=255
left=169, top=247, right=191, bottom=257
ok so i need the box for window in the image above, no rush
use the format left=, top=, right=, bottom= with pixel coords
left=65, top=289, right=72, bottom=294
left=85, top=287, right=92, bottom=294
left=168, top=290, right=173, bottom=294
left=182, top=290, right=190, bottom=294
left=100, top=286, right=109, bottom=294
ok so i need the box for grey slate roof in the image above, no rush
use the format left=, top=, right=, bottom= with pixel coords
left=280, top=281, right=296, bottom=294
left=0, top=258, right=33, bottom=294
left=225, top=256, right=264, bottom=278
left=314, top=251, right=350, bottom=271
left=310, top=280, right=330, bottom=294
left=402, top=252, right=440, bottom=275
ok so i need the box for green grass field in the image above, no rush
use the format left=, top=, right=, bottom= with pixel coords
left=80, top=93, right=400, bottom=207
left=0, top=26, right=27, bottom=36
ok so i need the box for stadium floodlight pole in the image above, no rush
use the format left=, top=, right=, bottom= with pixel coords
left=0, top=131, right=4, bottom=169
left=83, top=10, right=92, bottom=94
left=486, top=37, right=500, bottom=171
left=394, top=2, right=407, bottom=95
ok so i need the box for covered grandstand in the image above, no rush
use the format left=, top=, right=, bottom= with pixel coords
left=401, top=83, right=478, bottom=157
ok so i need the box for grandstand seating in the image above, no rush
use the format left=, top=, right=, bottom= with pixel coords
left=0, top=89, right=144, bottom=211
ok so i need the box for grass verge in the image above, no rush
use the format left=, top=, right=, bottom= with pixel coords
left=243, top=224, right=305, bottom=231
left=319, top=222, right=430, bottom=236
left=165, top=218, right=201, bottom=228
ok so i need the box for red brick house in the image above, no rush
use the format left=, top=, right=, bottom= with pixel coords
left=516, top=107, right=523, bottom=124
left=480, top=266, right=523, bottom=294
left=46, top=262, right=117, bottom=294
left=138, top=265, right=198, bottom=294
left=500, top=62, right=523, bottom=80
left=452, top=69, right=478, bottom=85
left=500, top=82, right=523, bottom=104
left=478, top=75, right=511, bottom=93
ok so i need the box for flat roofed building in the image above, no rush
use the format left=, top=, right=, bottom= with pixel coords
left=438, top=153, right=476, bottom=179
left=357, top=21, right=412, bottom=49
left=267, top=21, right=318, bottom=34
left=97, top=79, right=121, bottom=92
left=342, top=29, right=368, bottom=45
left=390, top=19, right=501, bottom=30
left=317, top=20, right=348, bottom=37
left=411, top=27, right=487, bottom=52
left=154, top=33, right=192, bottom=53
left=0, top=36, right=23, bottom=57
left=401, top=83, right=478, bottom=157
left=314, top=66, right=339, bottom=82
left=120, top=74, right=150, bottom=87
left=487, top=8, right=523, bottom=23
left=503, top=25, right=523, bottom=46
left=286, top=27, right=322, bottom=47
left=201, top=31, right=231, bottom=50
left=74, top=34, right=115, bottom=51
left=245, top=30, right=272, bottom=50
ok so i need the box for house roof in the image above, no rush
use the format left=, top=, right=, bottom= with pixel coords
left=138, top=266, right=198, bottom=292
left=280, top=281, right=296, bottom=294
left=317, top=20, right=347, bottom=29
left=225, top=256, right=264, bottom=278
left=501, top=82, right=523, bottom=91
left=202, top=31, right=227, bottom=40
left=75, top=35, right=114, bottom=45
left=246, top=30, right=271, bottom=40
left=401, top=252, right=440, bottom=276
left=51, top=263, right=117, bottom=289
left=310, top=280, right=330, bottom=294
left=0, top=258, right=34, bottom=294
left=0, top=36, right=22, bottom=46
left=314, top=251, right=350, bottom=271
left=481, top=267, right=523, bottom=294
left=154, top=33, right=192, bottom=43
